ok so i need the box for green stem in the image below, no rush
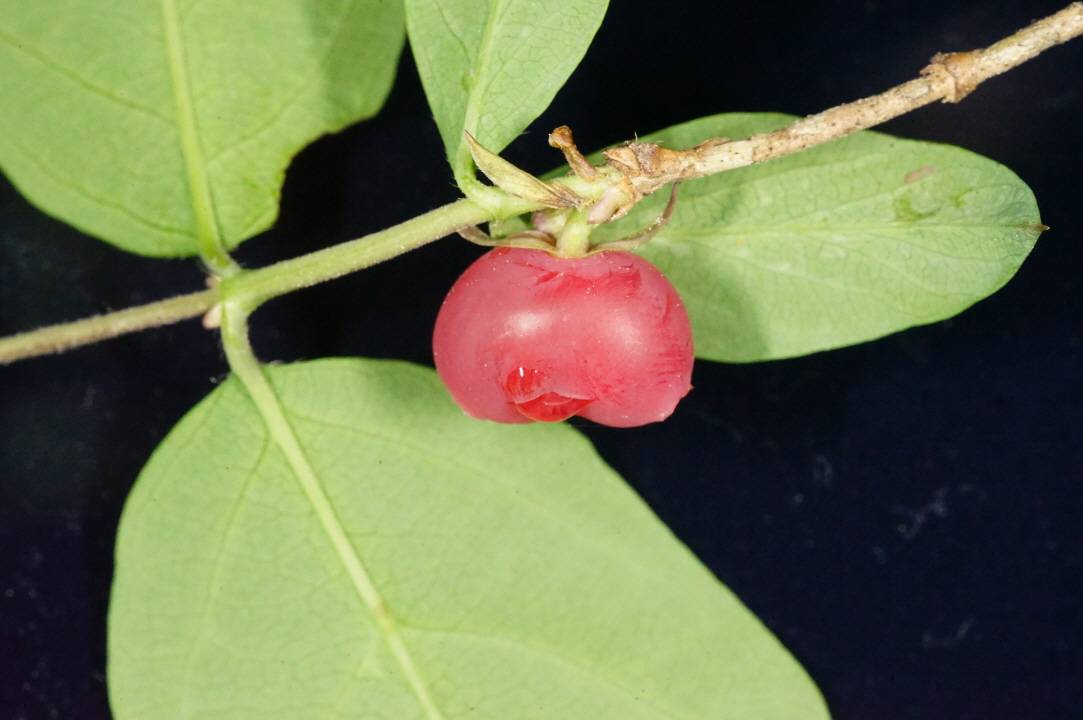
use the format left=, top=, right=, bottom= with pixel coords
left=0, top=197, right=544, bottom=366
left=222, top=196, right=535, bottom=309
left=219, top=302, right=445, bottom=720
left=453, top=167, right=520, bottom=217
left=0, top=289, right=216, bottom=366
left=555, top=209, right=592, bottom=257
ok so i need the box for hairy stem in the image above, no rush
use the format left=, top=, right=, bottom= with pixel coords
left=222, top=197, right=526, bottom=309
left=0, top=289, right=216, bottom=365
left=0, top=199, right=538, bottom=366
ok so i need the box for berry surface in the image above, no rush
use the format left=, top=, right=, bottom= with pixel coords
left=433, top=247, right=694, bottom=427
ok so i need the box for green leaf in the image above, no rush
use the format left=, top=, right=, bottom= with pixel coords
left=406, top=0, right=608, bottom=182
left=590, top=114, right=1043, bottom=362
left=109, top=358, right=829, bottom=719
left=0, top=1, right=403, bottom=258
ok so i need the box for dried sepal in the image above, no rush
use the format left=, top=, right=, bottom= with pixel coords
left=456, top=224, right=556, bottom=252
left=464, top=132, right=581, bottom=208
left=591, top=183, right=681, bottom=253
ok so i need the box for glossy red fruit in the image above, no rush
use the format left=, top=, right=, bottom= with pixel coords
left=433, top=247, right=694, bottom=427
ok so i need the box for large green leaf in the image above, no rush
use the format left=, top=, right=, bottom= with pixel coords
left=0, top=1, right=403, bottom=257
left=109, top=358, right=828, bottom=719
left=406, top=0, right=608, bottom=182
left=590, top=114, right=1042, bottom=362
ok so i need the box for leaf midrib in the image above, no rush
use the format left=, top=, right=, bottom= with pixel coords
left=161, top=0, right=227, bottom=260
left=232, top=368, right=447, bottom=720
left=661, top=221, right=1038, bottom=244
left=460, top=0, right=502, bottom=141
left=285, top=408, right=680, bottom=587
left=162, top=3, right=443, bottom=708
left=658, top=232, right=1017, bottom=313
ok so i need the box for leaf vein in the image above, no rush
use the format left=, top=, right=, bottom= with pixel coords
left=399, top=624, right=688, bottom=720
left=285, top=409, right=673, bottom=585
left=0, top=29, right=172, bottom=123
left=233, top=368, right=447, bottom=720
left=202, top=0, right=357, bottom=168
left=178, top=434, right=270, bottom=714
left=161, top=0, right=228, bottom=261
left=669, top=235, right=962, bottom=318
left=2, top=135, right=191, bottom=238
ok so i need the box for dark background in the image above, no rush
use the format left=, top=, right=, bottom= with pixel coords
left=2, top=1, right=1081, bottom=718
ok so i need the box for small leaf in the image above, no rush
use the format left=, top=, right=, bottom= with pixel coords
left=589, top=114, right=1042, bottom=362
left=109, top=358, right=829, bottom=719
left=0, top=1, right=404, bottom=257
left=406, top=0, right=608, bottom=183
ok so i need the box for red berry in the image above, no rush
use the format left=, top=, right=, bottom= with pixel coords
left=433, top=247, right=694, bottom=427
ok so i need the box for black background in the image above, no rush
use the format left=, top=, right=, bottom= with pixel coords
left=2, top=1, right=1082, bottom=718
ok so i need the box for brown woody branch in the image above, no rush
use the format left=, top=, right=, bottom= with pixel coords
left=602, top=3, right=1083, bottom=206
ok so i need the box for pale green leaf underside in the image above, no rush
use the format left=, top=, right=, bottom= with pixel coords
left=406, top=0, right=608, bottom=178
left=0, top=0, right=403, bottom=257
left=109, top=359, right=828, bottom=719
left=591, top=114, right=1042, bottom=362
